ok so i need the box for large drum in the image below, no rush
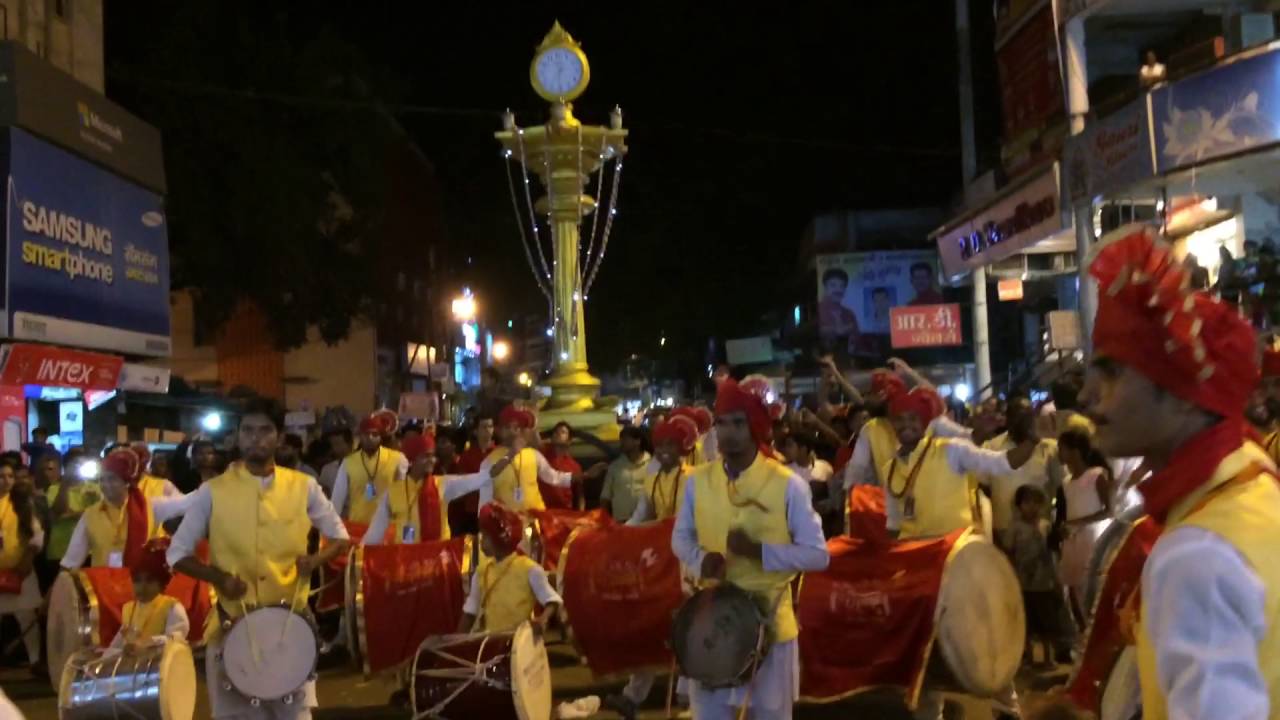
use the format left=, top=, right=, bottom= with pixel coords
left=528, top=508, right=613, bottom=573
left=345, top=536, right=473, bottom=676
left=58, top=639, right=197, bottom=720
left=317, top=520, right=386, bottom=613
left=798, top=528, right=1024, bottom=701
left=411, top=622, right=552, bottom=720
left=46, top=568, right=214, bottom=689
left=672, top=583, right=772, bottom=689
left=218, top=604, right=319, bottom=705
left=557, top=519, right=685, bottom=676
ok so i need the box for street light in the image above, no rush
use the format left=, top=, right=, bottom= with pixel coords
left=517, top=372, right=533, bottom=387
left=492, top=340, right=511, bottom=362
left=451, top=291, right=477, bottom=323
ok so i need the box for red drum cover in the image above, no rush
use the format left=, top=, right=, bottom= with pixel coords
left=356, top=536, right=471, bottom=675
left=317, top=520, right=392, bottom=612
left=530, top=508, right=613, bottom=573
left=847, top=485, right=889, bottom=546
left=798, top=529, right=963, bottom=701
left=1067, top=516, right=1162, bottom=714
left=558, top=519, right=684, bottom=676
left=79, top=566, right=213, bottom=647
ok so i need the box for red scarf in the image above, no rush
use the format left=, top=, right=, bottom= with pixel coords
left=1138, top=419, right=1245, bottom=523
left=417, top=476, right=443, bottom=541
left=122, top=485, right=150, bottom=568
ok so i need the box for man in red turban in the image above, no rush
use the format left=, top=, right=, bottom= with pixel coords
left=362, top=433, right=487, bottom=545
left=458, top=502, right=562, bottom=638
left=1078, top=224, right=1280, bottom=717
left=330, top=414, right=410, bottom=524
left=484, top=405, right=592, bottom=514
left=59, top=447, right=165, bottom=570
left=672, top=378, right=830, bottom=719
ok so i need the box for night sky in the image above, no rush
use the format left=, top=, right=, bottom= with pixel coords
left=105, top=3, right=982, bottom=376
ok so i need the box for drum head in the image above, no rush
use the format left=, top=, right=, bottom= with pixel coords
left=509, top=623, right=552, bottom=720
left=158, top=640, right=197, bottom=720
left=57, top=648, right=98, bottom=709
left=47, top=571, right=86, bottom=692
left=345, top=547, right=364, bottom=671
left=222, top=607, right=318, bottom=701
left=671, top=585, right=765, bottom=688
left=934, top=535, right=1025, bottom=697
left=1100, top=646, right=1141, bottom=720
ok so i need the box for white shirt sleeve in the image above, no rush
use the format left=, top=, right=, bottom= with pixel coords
left=1143, top=527, right=1269, bottom=720
left=626, top=495, right=654, bottom=526
left=671, top=476, right=704, bottom=577
left=167, top=485, right=213, bottom=567
left=161, top=480, right=182, bottom=498
left=363, top=494, right=391, bottom=546
left=306, top=477, right=349, bottom=541
left=761, top=474, right=830, bottom=574
left=845, top=431, right=873, bottom=490
left=165, top=602, right=191, bottom=641
left=535, top=451, right=573, bottom=488
left=439, top=471, right=490, bottom=504
left=151, top=493, right=197, bottom=524
left=60, top=514, right=91, bottom=569
left=944, top=440, right=1014, bottom=477
left=330, top=463, right=349, bottom=519
left=463, top=571, right=481, bottom=616
left=928, top=415, right=974, bottom=441
left=527, top=565, right=562, bottom=606
left=396, top=453, right=409, bottom=481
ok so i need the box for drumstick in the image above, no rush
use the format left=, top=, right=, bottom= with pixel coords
left=240, top=599, right=264, bottom=669
left=665, top=657, right=677, bottom=718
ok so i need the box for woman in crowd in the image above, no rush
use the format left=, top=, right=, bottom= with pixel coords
left=1056, top=428, right=1113, bottom=622
left=0, top=458, right=43, bottom=671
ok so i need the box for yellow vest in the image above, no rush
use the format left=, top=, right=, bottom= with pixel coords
left=1137, top=443, right=1280, bottom=719
left=138, top=475, right=168, bottom=502
left=84, top=498, right=155, bottom=567
left=644, top=465, right=688, bottom=521
left=863, top=417, right=900, bottom=486
left=691, top=455, right=799, bottom=643
left=343, top=447, right=404, bottom=524
left=0, top=495, right=23, bottom=569
left=488, top=447, right=546, bottom=512
left=1264, top=431, right=1280, bottom=467
left=890, top=438, right=974, bottom=540
left=384, top=476, right=450, bottom=543
left=207, top=464, right=311, bottom=618
left=121, top=596, right=177, bottom=639
left=480, top=553, right=540, bottom=633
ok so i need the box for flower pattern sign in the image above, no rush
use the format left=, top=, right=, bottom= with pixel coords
left=1151, top=47, right=1280, bottom=174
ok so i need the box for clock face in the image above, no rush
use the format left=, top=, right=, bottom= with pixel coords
left=535, top=47, right=584, bottom=97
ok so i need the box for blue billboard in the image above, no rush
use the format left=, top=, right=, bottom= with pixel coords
left=4, top=127, right=170, bottom=356
left=1151, top=47, right=1280, bottom=174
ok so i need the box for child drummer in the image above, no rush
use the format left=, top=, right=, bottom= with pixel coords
left=457, top=502, right=561, bottom=636
left=110, top=538, right=189, bottom=653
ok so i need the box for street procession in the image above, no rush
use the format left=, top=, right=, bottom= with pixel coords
left=2, top=2, right=1280, bottom=719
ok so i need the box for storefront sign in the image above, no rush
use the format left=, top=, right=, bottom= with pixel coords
left=1047, top=310, right=1082, bottom=350
left=997, top=279, right=1025, bottom=301
left=5, top=128, right=171, bottom=356
left=1151, top=46, right=1280, bottom=174
left=398, top=391, right=439, bottom=422
left=1065, top=99, right=1155, bottom=205
left=0, top=343, right=123, bottom=390
left=816, top=250, right=941, bottom=360
left=889, top=304, right=963, bottom=349
left=935, top=165, right=1065, bottom=277
left=118, top=363, right=170, bottom=393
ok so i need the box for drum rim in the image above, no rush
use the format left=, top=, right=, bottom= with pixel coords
left=58, top=640, right=180, bottom=714
left=74, top=568, right=109, bottom=647
left=158, top=638, right=197, bottom=720
left=220, top=602, right=320, bottom=702
left=1099, top=645, right=1140, bottom=720
left=409, top=628, right=520, bottom=718
left=49, top=571, right=95, bottom=667
left=510, top=621, right=552, bottom=720
left=671, top=584, right=768, bottom=689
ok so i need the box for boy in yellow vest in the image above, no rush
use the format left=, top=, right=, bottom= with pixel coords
left=167, top=398, right=350, bottom=719
left=61, top=448, right=184, bottom=570
left=363, top=433, right=488, bottom=545
left=330, top=414, right=409, bottom=524
left=111, top=538, right=188, bottom=653
left=672, top=379, right=829, bottom=720
left=1075, top=225, right=1280, bottom=720
left=457, top=502, right=561, bottom=636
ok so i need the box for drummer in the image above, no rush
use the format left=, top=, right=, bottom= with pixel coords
left=60, top=448, right=187, bottom=570
left=1077, top=225, right=1280, bottom=719
left=109, top=538, right=189, bottom=652
left=479, top=405, right=584, bottom=513
left=167, top=398, right=350, bottom=719
left=362, top=433, right=489, bottom=545
left=330, top=414, right=409, bottom=524
left=457, top=502, right=561, bottom=636
left=671, top=378, right=829, bottom=720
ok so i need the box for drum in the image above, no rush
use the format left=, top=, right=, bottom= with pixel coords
left=411, top=622, right=552, bottom=720
left=58, top=639, right=197, bottom=720
left=1083, top=506, right=1147, bottom=616
left=347, top=536, right=472, bottom=676
left=46, top=568, right=214, bottom=690
left=1100, top=646, right=1141, bottom=720
left=528, top=508, right=613, bottom=573
left=218, top=605, right=319, bottom=704
left=317, top=520, right=381, bottom=613
left=557, top=519, right=684, bottom=676
left=671, top=583, right=771, bottom=689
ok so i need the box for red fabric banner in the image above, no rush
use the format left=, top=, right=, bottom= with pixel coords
left=559, top=519, right=684, bottom=676
left=798, top=530, right=963, bottom=700
left=539, top=446, right=580, bottom=509
left=358, top=536, right=468, bottom=675
left=1067, top=516, right=1162, bottom=714
left=317, top=520, right=389, bottom=612
left=847, top=485, right=889, bottom=547
left=80, top=566, right=212, bottom=647
left=531, top=508, right=613, bottom=573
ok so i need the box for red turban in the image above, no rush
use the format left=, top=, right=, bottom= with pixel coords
left=401, top=433, right=435, bottom=464
left=103, top=447, right=149, bottom=570
left=358, top=415, right=381, bottom=434
left=714, top=378, right=773, bottom=455
left=870, top=369, right=907, bottom=400
left=1089, top=224, right=1257, bottom=419
left=132, top=537, right=173, bottom=586
left=130, top=443, right=152, bottom=473
left=653, top=417, right=697, bottom=455
left=889, top=387, right=944, bottom=426
left=478, top=502, right=523, bottom=556
left=104, top=447, right=142, bottom=484
left=373, top=409, right=399, bottom=436
left=690, top=407, right=713, bottom=435
left=498, top=405, right=536, bottom=430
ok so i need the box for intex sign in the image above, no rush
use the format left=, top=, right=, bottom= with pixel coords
left=0, top=343, right=123, bottom=390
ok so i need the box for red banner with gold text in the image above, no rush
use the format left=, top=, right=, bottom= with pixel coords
left=531, top=508, right=613, bottom=573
